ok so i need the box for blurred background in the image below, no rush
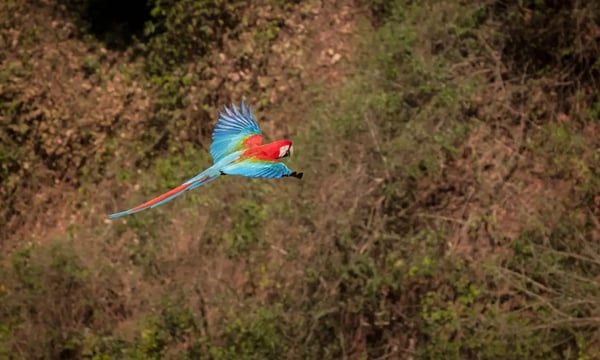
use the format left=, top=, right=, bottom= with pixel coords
left=1, top=0, right=600, bottom=358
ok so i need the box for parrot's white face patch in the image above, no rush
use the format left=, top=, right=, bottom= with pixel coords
left=279, top=145, right=290, bottom=158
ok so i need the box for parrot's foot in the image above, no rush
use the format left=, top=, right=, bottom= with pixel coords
left=290, top=171, right=303, bottom=179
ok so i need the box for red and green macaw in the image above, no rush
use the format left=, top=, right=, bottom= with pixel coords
left=108, top=101, right=302, bottom=219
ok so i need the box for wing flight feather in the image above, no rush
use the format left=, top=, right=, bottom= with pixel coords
left=209, top=101, right=263, bottom=162
left=220, top=159, right=293, bottom=179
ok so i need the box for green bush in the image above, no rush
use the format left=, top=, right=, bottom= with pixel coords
left=0, top=243, right=120, bottom=358
left=143, top=0, right=245, bottom=77
left=211, top=305, right=286, bottom=360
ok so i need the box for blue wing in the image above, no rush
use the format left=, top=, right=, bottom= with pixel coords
left=220, top=159, right=294, bottom=179
left=210, top=100, right=263, bottom=162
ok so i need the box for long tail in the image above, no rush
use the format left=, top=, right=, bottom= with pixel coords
left=108, top=167, right=221, bottom=219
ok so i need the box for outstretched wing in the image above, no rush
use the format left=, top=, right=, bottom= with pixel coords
left=210, top=100, right=263, bottom=162
left=108, top=169, right=220, bottom=219
left=220, top=159, right=295, bottom=179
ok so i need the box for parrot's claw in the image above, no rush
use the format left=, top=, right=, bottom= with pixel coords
left=290, top=171, right=303, bottom=179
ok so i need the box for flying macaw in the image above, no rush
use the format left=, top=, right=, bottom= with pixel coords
left=108, top=100, right=302, bottom=219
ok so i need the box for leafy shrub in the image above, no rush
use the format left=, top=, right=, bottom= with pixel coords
left=143, top=0, right=245, bottom=76
left=0, top=242, right=125, bottom=359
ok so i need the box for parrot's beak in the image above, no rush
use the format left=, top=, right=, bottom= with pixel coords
left=289, top=145, right=293, bottom=158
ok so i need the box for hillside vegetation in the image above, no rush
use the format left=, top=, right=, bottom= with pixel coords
left=1, top=0, right=600, bottom=359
